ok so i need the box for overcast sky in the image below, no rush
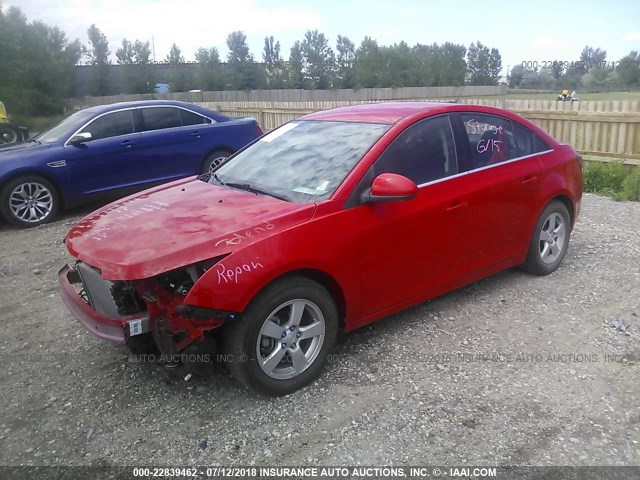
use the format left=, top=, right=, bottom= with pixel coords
left=7, top=0, right=640, bottom=74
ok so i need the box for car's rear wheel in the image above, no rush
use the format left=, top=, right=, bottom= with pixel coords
left=223, top=277, right=338, bottom=396
left=202, top=150, right=231, bottom=174
left=522, top=200, right=571, bottom=275
left=0, top=176, right=60, bottom=228
left=0, top=125, right=19, bottom=145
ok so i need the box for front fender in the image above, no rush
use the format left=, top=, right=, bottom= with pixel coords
left=0, top=147, right=69, bottom=193
left=183, top=217, right=358, bottom=317
left=184, top=248, right=344, bottom=314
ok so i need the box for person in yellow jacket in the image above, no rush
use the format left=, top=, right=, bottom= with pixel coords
left=0, top=102, right=8, bottom=123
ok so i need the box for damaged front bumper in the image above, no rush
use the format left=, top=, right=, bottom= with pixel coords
left=58, top=261, right=232, bottom=353
left=58, top=265, right=148, bottom=344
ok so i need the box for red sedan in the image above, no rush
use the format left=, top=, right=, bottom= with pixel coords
left=59, top=102, right=583, bottom=395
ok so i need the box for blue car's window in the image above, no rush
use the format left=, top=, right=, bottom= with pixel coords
left=80, top=110, right=135, bottom=140
left=212, top=120, right=390, bottom=203
left=36, top=111, right=93, bottom=144
left=141, top=107, right=182, bottom=131
left=180, top=109, right=211, bottom=126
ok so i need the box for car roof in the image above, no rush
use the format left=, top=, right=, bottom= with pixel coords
left=299, top=101, right=525, bottom=125
left=81, top=100, right=222, bottom=117
left=299, top=102, right=459, bottom=124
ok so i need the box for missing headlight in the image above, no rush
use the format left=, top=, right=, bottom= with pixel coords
left=158, top=257, right=224, bottom=296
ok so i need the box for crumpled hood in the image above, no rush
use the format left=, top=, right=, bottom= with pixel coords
left=65, top=177, right=315, bottom=280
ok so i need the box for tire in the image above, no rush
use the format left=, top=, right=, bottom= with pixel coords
left=522, top=200, right=571, bottom=275
left=126, top=333, right=157, bottom=355
left=0, top=175, right=60, bottom=228
left=0, top=125, right=19, bottom=145
left=223, top=276, right=339, bottom=396
left=202, top=150, right=231, bottom=174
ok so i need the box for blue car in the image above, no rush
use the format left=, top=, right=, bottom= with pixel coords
left=0, top=100, right=263, bottom=227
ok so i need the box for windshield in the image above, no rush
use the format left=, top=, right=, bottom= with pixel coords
left=36, top=111, right=94, bottom=144
left=210, top=120, right=390, bottom=203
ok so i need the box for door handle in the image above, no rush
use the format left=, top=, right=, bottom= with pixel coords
left=521, top=176, right=538, bottom=187
left=445, top=201, right=468, bottom=212
left=120, top=140, right=134, bottom=148
left=191, top=131, right=201, bottom=138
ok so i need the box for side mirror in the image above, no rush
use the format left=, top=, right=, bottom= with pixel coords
left=362, top=173, right=418, bottom=203
left=69, top=132, right=92, bottom=145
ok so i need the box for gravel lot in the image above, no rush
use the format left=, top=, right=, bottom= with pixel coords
left=0, top=193, right=638, bottom=468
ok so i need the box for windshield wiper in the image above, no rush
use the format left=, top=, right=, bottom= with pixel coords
left=212, top=173, right=226, bottom=185
left=225, top=182, right=290, bottom=201
left=198, top=172, right=221, bottom=183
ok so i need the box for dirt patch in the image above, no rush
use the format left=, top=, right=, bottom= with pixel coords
left=0, top=194, right=638, bottom=467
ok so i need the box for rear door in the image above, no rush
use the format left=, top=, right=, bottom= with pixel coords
left=454, top=113, right=546, bottom=272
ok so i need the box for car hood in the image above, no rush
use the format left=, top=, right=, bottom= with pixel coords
left=0, top=141, right=52, bottom=158
left=66, top=178, right=316, bottom=280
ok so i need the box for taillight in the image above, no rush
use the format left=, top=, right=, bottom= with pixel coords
left=256, top=124, right=264, bottom=135
left=576, top=154, right=584, bottom=171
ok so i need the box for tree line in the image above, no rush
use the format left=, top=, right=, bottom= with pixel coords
left=0, top=4, right=501, bottom=115
left=2, top=3, right=640, bottom=118
left=87, top=29, right=501, bottom=95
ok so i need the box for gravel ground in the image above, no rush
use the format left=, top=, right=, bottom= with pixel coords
left=0, top=193, right=638, bottom=468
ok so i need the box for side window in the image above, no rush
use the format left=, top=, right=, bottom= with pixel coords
left=80, top=110, right=134, bottom=140
left=373, top=116, right=458, bottom=185
left=141, top=107, right=183, bottom=131
left=180, top=109, right=211, bottom=126
left=512, top=122, right=535, bottom=157
left=461, top=114, right=517, bottom=169
left=533, top=134, right=551, bottom=153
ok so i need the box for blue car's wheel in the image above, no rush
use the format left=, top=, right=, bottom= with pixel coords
left=1, top=176, right=60, bottom=228
left=203, top=150, right=231, bottom=174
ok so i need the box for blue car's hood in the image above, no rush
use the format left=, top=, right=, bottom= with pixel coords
left=0, top=141, right=53, bottom=159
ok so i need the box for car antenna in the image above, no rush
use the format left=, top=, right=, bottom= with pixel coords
left=452, top=85, right=465, bottom=103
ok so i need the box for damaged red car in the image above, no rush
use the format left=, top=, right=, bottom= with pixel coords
left=59, top=102, right=583, bottom=395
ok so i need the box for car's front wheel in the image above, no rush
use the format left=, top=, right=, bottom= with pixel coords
left=202, top=150, right=231, bottom=174
left=0, top=176, right=60, bottom=228
left=223, top=277, right=339, bottom=396
left=522, top=200, right=571, bottom=275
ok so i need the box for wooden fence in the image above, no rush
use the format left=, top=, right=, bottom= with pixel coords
left=65, top=85, right=507, bottom=110
left=203, top=99, right=640, bottom=166
left=65, top=90, right=640, bottom=166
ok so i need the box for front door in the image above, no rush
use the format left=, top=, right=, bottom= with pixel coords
left=353, top=115, right=471, bottom=318
left=65, top=109, right=144, bottom=198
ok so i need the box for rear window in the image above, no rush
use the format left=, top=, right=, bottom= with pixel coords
left=180, top=109, right=211, bottom=126
left=533, top=134, right=551, bottom=153
left=460, top=114, right=517, bottom=169
left=141, top=107, right=183, bottom=131
left=513, top=122, right=551, bottom=156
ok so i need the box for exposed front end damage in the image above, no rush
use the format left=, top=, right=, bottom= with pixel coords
left=58, top=259, right=237, bottom=355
